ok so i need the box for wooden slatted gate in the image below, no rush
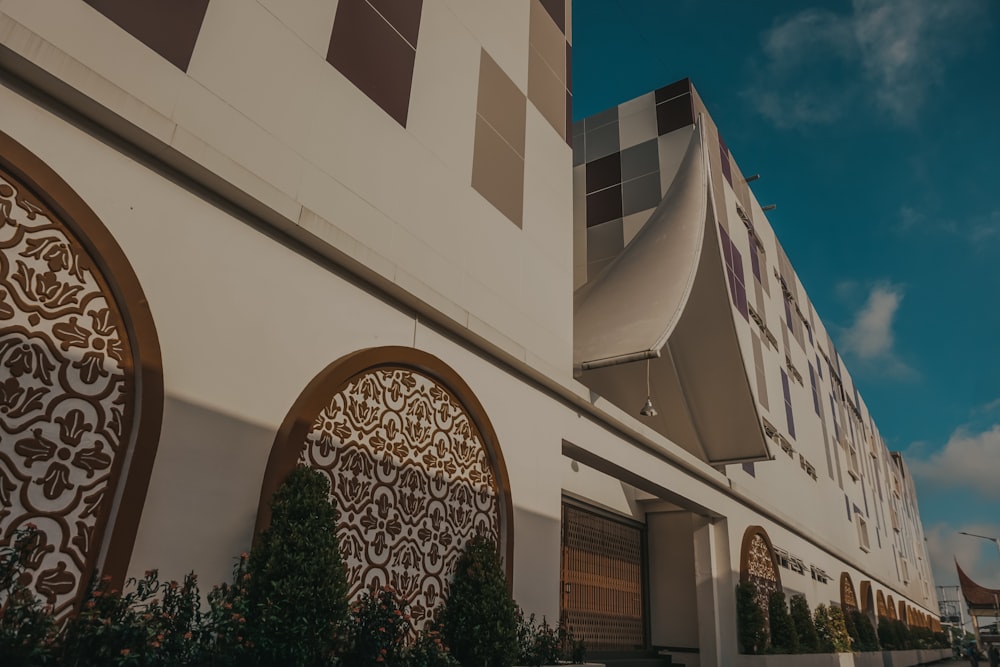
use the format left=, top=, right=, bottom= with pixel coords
left=560, top=503, right=646, bottom=652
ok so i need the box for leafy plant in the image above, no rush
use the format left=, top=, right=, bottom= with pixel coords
left=59, top=569, right=204, bottom=666
left=204, top=553, right=253, bottom=665
left=766, top=590, right=797, bottom=653
left=736, top=582, right=768, bottom=654
left=516, top=611, right=561, bottom=666
left=789, top=594, right=818, bottom=653
left=406, top=623, right=460, bottom=667
left=245, top=466, right=350, bottom=666
left=0, top=524, right=56, bottom=665
left=814, top=604, right=852, bottom=653
left=850, top=610, right=879, bottom=651
left=344, top=586, right=411, bottom=666
left=439, top=534, right=519, bottom=667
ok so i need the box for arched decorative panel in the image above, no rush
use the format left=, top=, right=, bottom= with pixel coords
left=876, top=590, right=887, bottom=618
left=860, top=580, right=876, bottom=625
left=0, top=130, right=163, bottom=616
left=886, top=595, right=897, bottom=620
left=257, top=347, right=513, bottom=624
left=739, top=525, right=782, bottom=622
left=898, top=601, right=908, bottom=625
left=840, top=572, right=857, bottom=611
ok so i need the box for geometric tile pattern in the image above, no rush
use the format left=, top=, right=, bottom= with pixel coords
left=527, top=0, right=572, bottom=143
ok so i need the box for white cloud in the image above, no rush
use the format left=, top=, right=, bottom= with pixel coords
left=925, top=521, right=1000, bottom=589
left=906, top=425, right=1000, bottom=500
left=840, top=283, right=914, bottom=377
left=748, top=0, right=990, bottom=127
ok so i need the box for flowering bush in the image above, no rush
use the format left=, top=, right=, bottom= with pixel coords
left=344, top=586, right=411, bottom=665
left=0, top=524, right=56, bottom=665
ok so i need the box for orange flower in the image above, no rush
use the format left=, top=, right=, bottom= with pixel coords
left=120, top=649, right=130, bottom=657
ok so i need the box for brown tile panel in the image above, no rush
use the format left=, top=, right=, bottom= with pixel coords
left=529, top=0, right=566, bottom=85
left=585, top=153, right=621, bottom=194
left=566, top=91, right=573, bottom=147
left=566, top=42, right=572, bottom=91
left=84, top=0, right=209, bottom=71
left=477, top=51, right=527, bottom=156
left=367, top=0, right=423, bottom=46
left=586, top=185, right=622, bottom=228
left=656, top=94, right=693, bottom=135
left=472, top=116, right=525, bottom=227
left=540, top=0, right=566, bottom=33
left=654, top=78, right=691, bottom=104
left=328, top=0, right=419, bottom=126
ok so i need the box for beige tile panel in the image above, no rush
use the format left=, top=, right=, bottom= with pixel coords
left=407, top=0, right=480, bottom=178
left=619, top=101, right=658, bottom=151
left=472, top=115, right=525, bottom=227
left=171, top=76, right=305, bottom=199
left=256, top=0, right=340, bottom=57
left=522, top=108, right=573, bottom=269
left=622, top=208, right=654, bottom=246
left=477, top=50, right=527, bottom=155
left=527, top=44, right=566, bottom=138
left=441, top=0, right=529, bottom=91
left=528, top=0, right=564, bottom=85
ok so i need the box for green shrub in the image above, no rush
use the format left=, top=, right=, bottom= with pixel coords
left=516, top=611, right=561, bottom=666
left=344, top=586, right=411, bottom=666
left=60, top=569, right=205, bottom=666
left=789, top=594, right=818, bottom=653
left=204, top=554, right=253, bottom=665
left=850, top=610, right=879, bottom=651
left=736, top=582, right=768, bottom=654
left=0, top=524, right=56, bottom=664
left=406, top=623, right=460, bottom=667
left=767, top=591, right=798, bottom=653
left=246, top=466, right=350, bottom=666
left=439, top=534, right=519, bottom=667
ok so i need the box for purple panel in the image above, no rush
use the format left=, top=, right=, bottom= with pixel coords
left=719, top=135, right=732, bottom=186
left=862, top=479, right=868, bottom=515
left=749, top=231, right=761, bottom=281
left=816, top=354, right=823, bottom=379
left=735, top=282, right=749, bottom=321
left=732, top=246, right=744, bottom=281
left=845, top=495, right=851, bottom=521
left=781, top=369, right=795, bottom=438
left=784, top=299, right=793, bottom=328
left=830, top=395, right=840, bottom=440
left=726, top=269, right=738, bottom=309
left=742, top=462, right=756, bottom=477
left=809, top=363, right=820, bottom=415
left=807, top=322, right=813, bottom=345
left=719, top=224, right=734, bottom=269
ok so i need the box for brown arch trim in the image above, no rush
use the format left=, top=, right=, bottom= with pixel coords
left=876, top=590, right=887, bottom=618
left=859, top=580, right=874, bottom=617
left=0, top=130, right=164, bottom=607
left=840, top=572, right=857, bottom=611
left=738, top=525, right=782, bottom=591
left=886, top=595, right=897, bottom=620
left=898, top=601, right=908, bottom=625
left=255, top=345, right=514, bottom=579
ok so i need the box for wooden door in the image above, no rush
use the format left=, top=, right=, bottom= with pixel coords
left=561, top=503, right=646, bottom=652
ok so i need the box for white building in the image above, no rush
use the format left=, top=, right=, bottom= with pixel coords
left=0, top=2, right=940, bottom=664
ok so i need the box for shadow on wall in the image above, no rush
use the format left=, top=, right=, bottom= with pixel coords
left=127, top=394, right=277, bottom=588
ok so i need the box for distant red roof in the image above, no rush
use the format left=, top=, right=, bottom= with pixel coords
left=957, top=560, right=1000, bottom=610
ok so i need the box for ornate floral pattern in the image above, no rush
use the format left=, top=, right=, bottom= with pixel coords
left=740, top=526, right=781, bottom=628
left=0, top=169, right=132, bottom=617
left=299, top=367, right=501, bottom=622
left=840, top=572, right=857, bottom=611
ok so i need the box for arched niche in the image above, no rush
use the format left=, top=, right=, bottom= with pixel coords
left=840, top=572, right=857, bottom=612
left=859, top=580, right=876, bottom=624
left=0, top=130, right=163, bottom=616
left=886, top=595, right=897, bottom=620
left=257, top=346, right=513, bottom=623
left=876, top=590, right=887, bottom=618
left=739, top=525, right=782, bottom=624
left=898, top=601, right=908, bottom=625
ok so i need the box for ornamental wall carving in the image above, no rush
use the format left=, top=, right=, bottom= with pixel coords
left=0, top=131, right=162, bottom=617
left=877, top=590, right=887, bottom=617
left=840, top=572, right=857, bottom=611
left=739, top=525, right=782, bottom=625
left=258, top=347, right=512, bottom=624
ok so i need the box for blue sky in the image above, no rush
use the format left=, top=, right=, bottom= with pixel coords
left=572, top=0, right=1000, bottom=592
